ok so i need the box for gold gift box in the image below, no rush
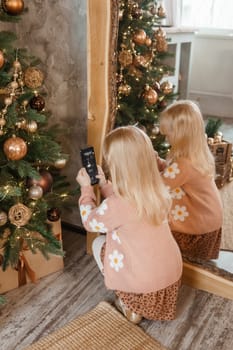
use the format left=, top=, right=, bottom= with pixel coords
left=0, top=220, right=64, bottom=294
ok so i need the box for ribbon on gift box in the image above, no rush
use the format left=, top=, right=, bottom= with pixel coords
left=16, top=232, right=62, bottom=286
left=0, top=252, right=36, bottom=287
left=17, top=252, right=36, bottom=286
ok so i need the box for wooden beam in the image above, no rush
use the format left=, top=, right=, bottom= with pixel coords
left=86, top=0, right=118, bottom=254
left=87, top=0, right=111, bottom=164
left=182, top=262, right=233, bottom=300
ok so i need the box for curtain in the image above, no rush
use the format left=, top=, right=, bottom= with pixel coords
left=163, top=0, right=181, bottom=27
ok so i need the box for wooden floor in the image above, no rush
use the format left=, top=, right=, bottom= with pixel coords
left=0, top=227, right=233, bottom=350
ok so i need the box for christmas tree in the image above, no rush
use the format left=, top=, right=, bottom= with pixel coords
left=115, top=0, right=176, bottom=156
left=0, top=2, right=77, bottom=273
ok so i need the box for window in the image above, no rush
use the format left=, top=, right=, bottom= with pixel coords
left=180, top=0, right=233, bottom=30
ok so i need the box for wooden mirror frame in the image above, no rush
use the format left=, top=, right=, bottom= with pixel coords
left=86, top=0, right=118, bottom=253
left=87, top=0, right=233, bottom=300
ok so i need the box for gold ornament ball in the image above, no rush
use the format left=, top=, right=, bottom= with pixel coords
left=2, top=0, right=24, bottom=15
left=0, top=50, right=5, bottom=69
left=161, top=81, right=173, bottom=95
left=118, top=50, right=133, bottom=67
left=152, top=126, right=160, bottom=135
left=10, top=81, right=18, bottom=90
left=150, top=5, right=157, bottom=15
left=24, top=67, right=44, bottom=89
left=133, top=29, right=147, bottom=45
left=54, top=158, right=67, bottom=169
left=0, top=118, right=6, bottom=126
left=27, top=120, right=38, bottom=133
left=145, top=37, right=152, bottom=47
left=143, top=87, right=158, bottom=105
left=133, top=55, right=148, bottom=68
left=16, top=118, right=27, bottom=129
left=0, top=211, right=8, bottom=226
left=155, top=27, right=166, bottom=39
left=28, top=185, right=43, bottom=200
left=156, top=39, right=168, bottom=53
left=3, top=135, right=27, bottom=160
left=157, top=5, right=166, bottom=17
left=118, top=83, right=131, bottom=96
left=4, top=96, right=13, bottom=106
left=13, top=60, right=21, bottom=70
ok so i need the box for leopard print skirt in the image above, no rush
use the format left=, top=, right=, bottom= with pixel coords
left=100, top=244, right=181, bottom=320
left=172, top=228, right=222, bottom=260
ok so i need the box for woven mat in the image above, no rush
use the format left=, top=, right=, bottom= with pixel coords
left=24, top=301, right=167, bottom=350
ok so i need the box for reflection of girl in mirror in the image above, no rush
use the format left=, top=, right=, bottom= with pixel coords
left=159, top=100, right=223, bottom=261
left=76, top=126, right=182, bottom=324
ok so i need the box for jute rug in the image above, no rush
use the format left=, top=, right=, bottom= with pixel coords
left=24, top=301, right=167, bottom=350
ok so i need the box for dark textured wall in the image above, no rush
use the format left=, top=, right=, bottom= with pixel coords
left=2, top=0, right=87, bottom=226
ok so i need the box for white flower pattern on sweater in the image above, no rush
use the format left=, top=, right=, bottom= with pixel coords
left=172, top=205, right=189, bottom=221
left=89, top=218, right=108, bottom=233
left=163, top=162, right=189, bottom=222
left=108, top=249, right=124, bottom=272
left=163, top=162, right=180, bottom=179
left=171, top=187, right=185, bottom=200
left=80, top=204, right=92, bottom=222
left=79, top=197, right=124, bottom=272
left=112, top=230, right=121, bottom=244
left=96, top=200, right=108, bottom=215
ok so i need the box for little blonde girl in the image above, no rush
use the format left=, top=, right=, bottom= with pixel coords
left=76, top=126, right=182, bottom=324
left=159, top=100, right=223, bottom=260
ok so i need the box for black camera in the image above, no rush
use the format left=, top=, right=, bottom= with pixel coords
left=80, top=146, right=99, bottom=185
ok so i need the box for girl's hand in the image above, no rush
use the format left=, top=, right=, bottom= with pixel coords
left=76, top=168, right=91, bottom=187
left=96, top=165, right=107, bottom=187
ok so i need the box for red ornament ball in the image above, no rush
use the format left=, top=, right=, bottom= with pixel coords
left=47, top=208, right=61, bottom=222
left=29, top=95, right=45, bottom=111
left=27, top=170, right=53, bottom=194
left=3, top=135, right=27, bottom=160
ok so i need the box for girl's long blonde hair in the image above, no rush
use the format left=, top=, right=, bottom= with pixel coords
left=160, top=100, right=215, bottom=176
left=103, top=126, right=171, bottom=226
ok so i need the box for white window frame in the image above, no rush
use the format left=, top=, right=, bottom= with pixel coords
left=163, top=0, right=233, bottom=36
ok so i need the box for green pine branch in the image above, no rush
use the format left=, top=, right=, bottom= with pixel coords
left=205, top=118, right=222, bottom=137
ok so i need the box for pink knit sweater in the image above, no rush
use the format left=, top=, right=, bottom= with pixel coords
left=79, top=182, right=182, bottom=294
left=162, top=158, right=223, bottom=234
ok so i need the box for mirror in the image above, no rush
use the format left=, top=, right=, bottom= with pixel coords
left=87, top=0, right=233, bottom=299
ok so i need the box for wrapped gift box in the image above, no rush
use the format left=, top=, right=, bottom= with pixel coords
left=0, top=220, right=64, bottom=294
left=208, top=140, right=233, bottom=188
left=209, top=140, right=232, bottom=164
